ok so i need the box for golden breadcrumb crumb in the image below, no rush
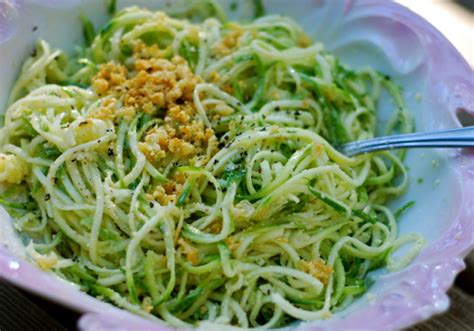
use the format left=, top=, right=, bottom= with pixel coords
left=300, top=258, right=333, bottom=286
left=209, top=70, right=221, bottom=83
left=224, top=237, right=240, bottom=250
left=89, top=98, right=116, bottom=121
left=212, top=24, right=243, bottom=57
left=92, top=43, right=217, bottom=166
left=298, top=33, right=312, bottom=47
left=178, top=238, right=199, bottom=265
left=91, top=42, right=220, bottom=205
left=222, top=85, right=233, bottom=94
left=207, top=221, right=222, bottom=234
left=149, top=172, right=186, bottom=206
left=92, top=63, right=127, bottom=95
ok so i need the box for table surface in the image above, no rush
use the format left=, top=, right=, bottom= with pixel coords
left=0, top=251, right=473, bottom=330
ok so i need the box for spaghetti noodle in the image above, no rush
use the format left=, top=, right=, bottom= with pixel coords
left=0, top=5, right=424, bottom=328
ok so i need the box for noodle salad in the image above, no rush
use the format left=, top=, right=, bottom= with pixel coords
left=0, top=2, right=424, bottom=328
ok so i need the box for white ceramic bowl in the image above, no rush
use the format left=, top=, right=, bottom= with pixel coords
left=0, top=1, right=473, bottom=330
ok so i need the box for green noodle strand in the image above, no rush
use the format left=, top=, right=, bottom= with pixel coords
left=0, top=4, right=424, bottom=328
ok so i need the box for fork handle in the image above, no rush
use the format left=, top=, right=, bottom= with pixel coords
left=340, top=126, right=474, bottom=156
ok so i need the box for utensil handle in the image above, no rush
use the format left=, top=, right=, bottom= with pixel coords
left=340, top=126, right=474, bottom=156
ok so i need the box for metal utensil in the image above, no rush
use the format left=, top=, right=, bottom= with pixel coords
left=339, top=126, right=474, bottom=156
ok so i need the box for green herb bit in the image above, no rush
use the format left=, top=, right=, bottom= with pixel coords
left=80, top=14, right=96, bottom=46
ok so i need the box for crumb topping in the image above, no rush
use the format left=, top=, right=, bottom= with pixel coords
left=147, top=172, right=186, bottom=206
left=178, top=238, right=199, bottom=265
left=298, top=33, right=312, bottom=47
left=207, top=221, right=223, bottom=234
left=212, top=24, right=243, bottom=57
left=224, top=236, right=240, bottom=251
left=91, top=43, right=220, bottom=205
left=300, top=258, right=333, bottom=286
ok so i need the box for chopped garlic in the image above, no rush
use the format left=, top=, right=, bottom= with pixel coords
left=232, top=200, right=255, bottom=221
left=74, top=118, right=109, bottom=144
left=26, top=243, right=74, bottom=270
left=0, top=153, right=28, bottom=184
left=26, top=243, right=58, bottom=270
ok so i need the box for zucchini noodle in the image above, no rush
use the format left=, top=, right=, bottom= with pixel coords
left=0, top=3, right=424, bottom=328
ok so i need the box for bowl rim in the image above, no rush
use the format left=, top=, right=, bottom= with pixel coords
left=0, top=0, right=473, bottom=330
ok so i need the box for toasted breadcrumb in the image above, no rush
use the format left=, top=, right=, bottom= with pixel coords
left=300, top=258, right=333, bottom=286
left=207, top=221, right=222, bottom=234
left=178, top=238, right=199, bottom=265
left=89, top=98, right=116, bottom=121
left=298, top=33, right=312, bottom=47
left=91, top=43, right=220, bottom=205
left=149, top=172, right=186, bottom=206
left=224, top=236, right=240, bottom=250
left=92, top=43, right=217, bottom=165
left=212, top=24, right=243, bottom=57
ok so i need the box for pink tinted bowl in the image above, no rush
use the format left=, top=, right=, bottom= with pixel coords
left=0, top=0, right=473, bottom=330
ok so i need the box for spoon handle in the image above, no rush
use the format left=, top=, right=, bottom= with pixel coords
left=339, top=126, right=474, bottom=156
